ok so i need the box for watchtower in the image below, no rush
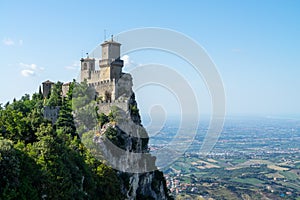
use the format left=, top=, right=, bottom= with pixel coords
left=99, top=36, right=124, bottom=81
left=80, top=54, right=96, bottom=82
left=42, top=80, right=54, bottom=98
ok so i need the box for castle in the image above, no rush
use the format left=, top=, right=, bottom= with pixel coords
left=39, top=39, right=172, bottom=200
left=42, top=37, right=133, bottom=122
left=80, top=37, right=132, bottom=102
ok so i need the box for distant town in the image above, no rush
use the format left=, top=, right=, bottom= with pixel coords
left=148, top=117, right=300, bottom=199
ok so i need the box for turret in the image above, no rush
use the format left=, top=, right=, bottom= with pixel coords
left=42, top=80, right=54, bottom=98
left=80, top=54, right=95, bottom=82
left=99, top=36, right=124, bottom=81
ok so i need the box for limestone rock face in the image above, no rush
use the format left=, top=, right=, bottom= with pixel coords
left=93, top=81, right=172, bottom=200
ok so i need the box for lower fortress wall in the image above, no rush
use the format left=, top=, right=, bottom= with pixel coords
left=97, top=100, right=129, bottom=115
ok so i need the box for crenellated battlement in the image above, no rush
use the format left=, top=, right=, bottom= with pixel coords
left=88, top=78, right=115, bottom=87
left=90, top=70, right=100, bottom=74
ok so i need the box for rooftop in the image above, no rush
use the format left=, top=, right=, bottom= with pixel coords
left=42, top=80, right=54, bottom=84
left=101, top=35, right=121, bottom=46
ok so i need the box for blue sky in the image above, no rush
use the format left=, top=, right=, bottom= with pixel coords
left=0, top=0, right=299, bottom=116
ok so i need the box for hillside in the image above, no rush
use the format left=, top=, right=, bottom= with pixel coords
left=0, top=80, right=172, bottom=200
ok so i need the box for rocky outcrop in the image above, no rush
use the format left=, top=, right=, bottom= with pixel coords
left=93, top=92, right=172, bottom=200
left=73, top=71, right=172, bottom=199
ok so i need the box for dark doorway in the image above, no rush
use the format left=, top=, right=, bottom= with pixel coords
left=104, top=91, right=111, bottom=102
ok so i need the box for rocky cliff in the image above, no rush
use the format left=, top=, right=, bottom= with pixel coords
left=75, top=73, right=173, bottom=200
left=94, top=94, right=171, bottom=199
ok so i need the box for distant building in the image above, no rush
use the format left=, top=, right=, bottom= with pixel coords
left=41, top=81, right=69, bottom=124
left=41, top=37, right=133, bottom=121
left=42, top=80, right=54, bottom=98
left=62, top=82, right=71, bottom=97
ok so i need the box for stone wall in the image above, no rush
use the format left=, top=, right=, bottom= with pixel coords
left=99, top=66, right=111, bottom=81
left=43, top=106, right=60, bottom=124
left=97, top=100, right=129, bottom=115
left=85, top=72, right=133, bottom=102
left=89, top=70, right=101, bottom=83
left=92, top=80, right=116, bottom=101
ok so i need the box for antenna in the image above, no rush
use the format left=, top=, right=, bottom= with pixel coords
left=104, top=29, right=107, bottom=41
left=81, top=50, right=83, bottom=58
left=111, top=34, right=113, bottom=41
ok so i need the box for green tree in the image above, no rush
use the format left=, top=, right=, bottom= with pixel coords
left=0, top=139, right=42, bottom=200
left=0, top=86, right=126, bottom=200
left=108, top=106, right=119, bottom=122
left=66, top=79, right=76, bottom=100
left=55, top=99, right=76, bottom=136
left=46, top=82, right=63, bottom=107
left=0, top=94, right=46, bottom=143
left=98, top=112, right=109, bottom=127
left=72, top=80, right=96, bottom=109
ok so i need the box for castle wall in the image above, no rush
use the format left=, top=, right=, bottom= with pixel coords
left=97, top=100, right=129, bottom=115
left=91, top=80, right=116, bottom=101
left=99, top=66, right=110, bottom=81
left=81, top=70, right=133, bottom=103
left=89, top=70, right=101, bottom=83
left=43, top=106, right=60, bottom=124
left=80, top=70, right=90, bottom=82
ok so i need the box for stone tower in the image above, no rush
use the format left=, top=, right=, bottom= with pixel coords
left=79, top=37, right=127, bottom=102
left=80, top=55, right=96, bottom=83
left=42, top=80, right=54, bottom=98
left=99, top=38, right=124, bottom=81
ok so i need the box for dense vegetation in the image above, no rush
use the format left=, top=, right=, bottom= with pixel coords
left=0, top=81, right=123, bottom=200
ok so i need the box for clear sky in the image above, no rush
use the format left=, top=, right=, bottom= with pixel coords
left=0, top=0, right=299, bottom=116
